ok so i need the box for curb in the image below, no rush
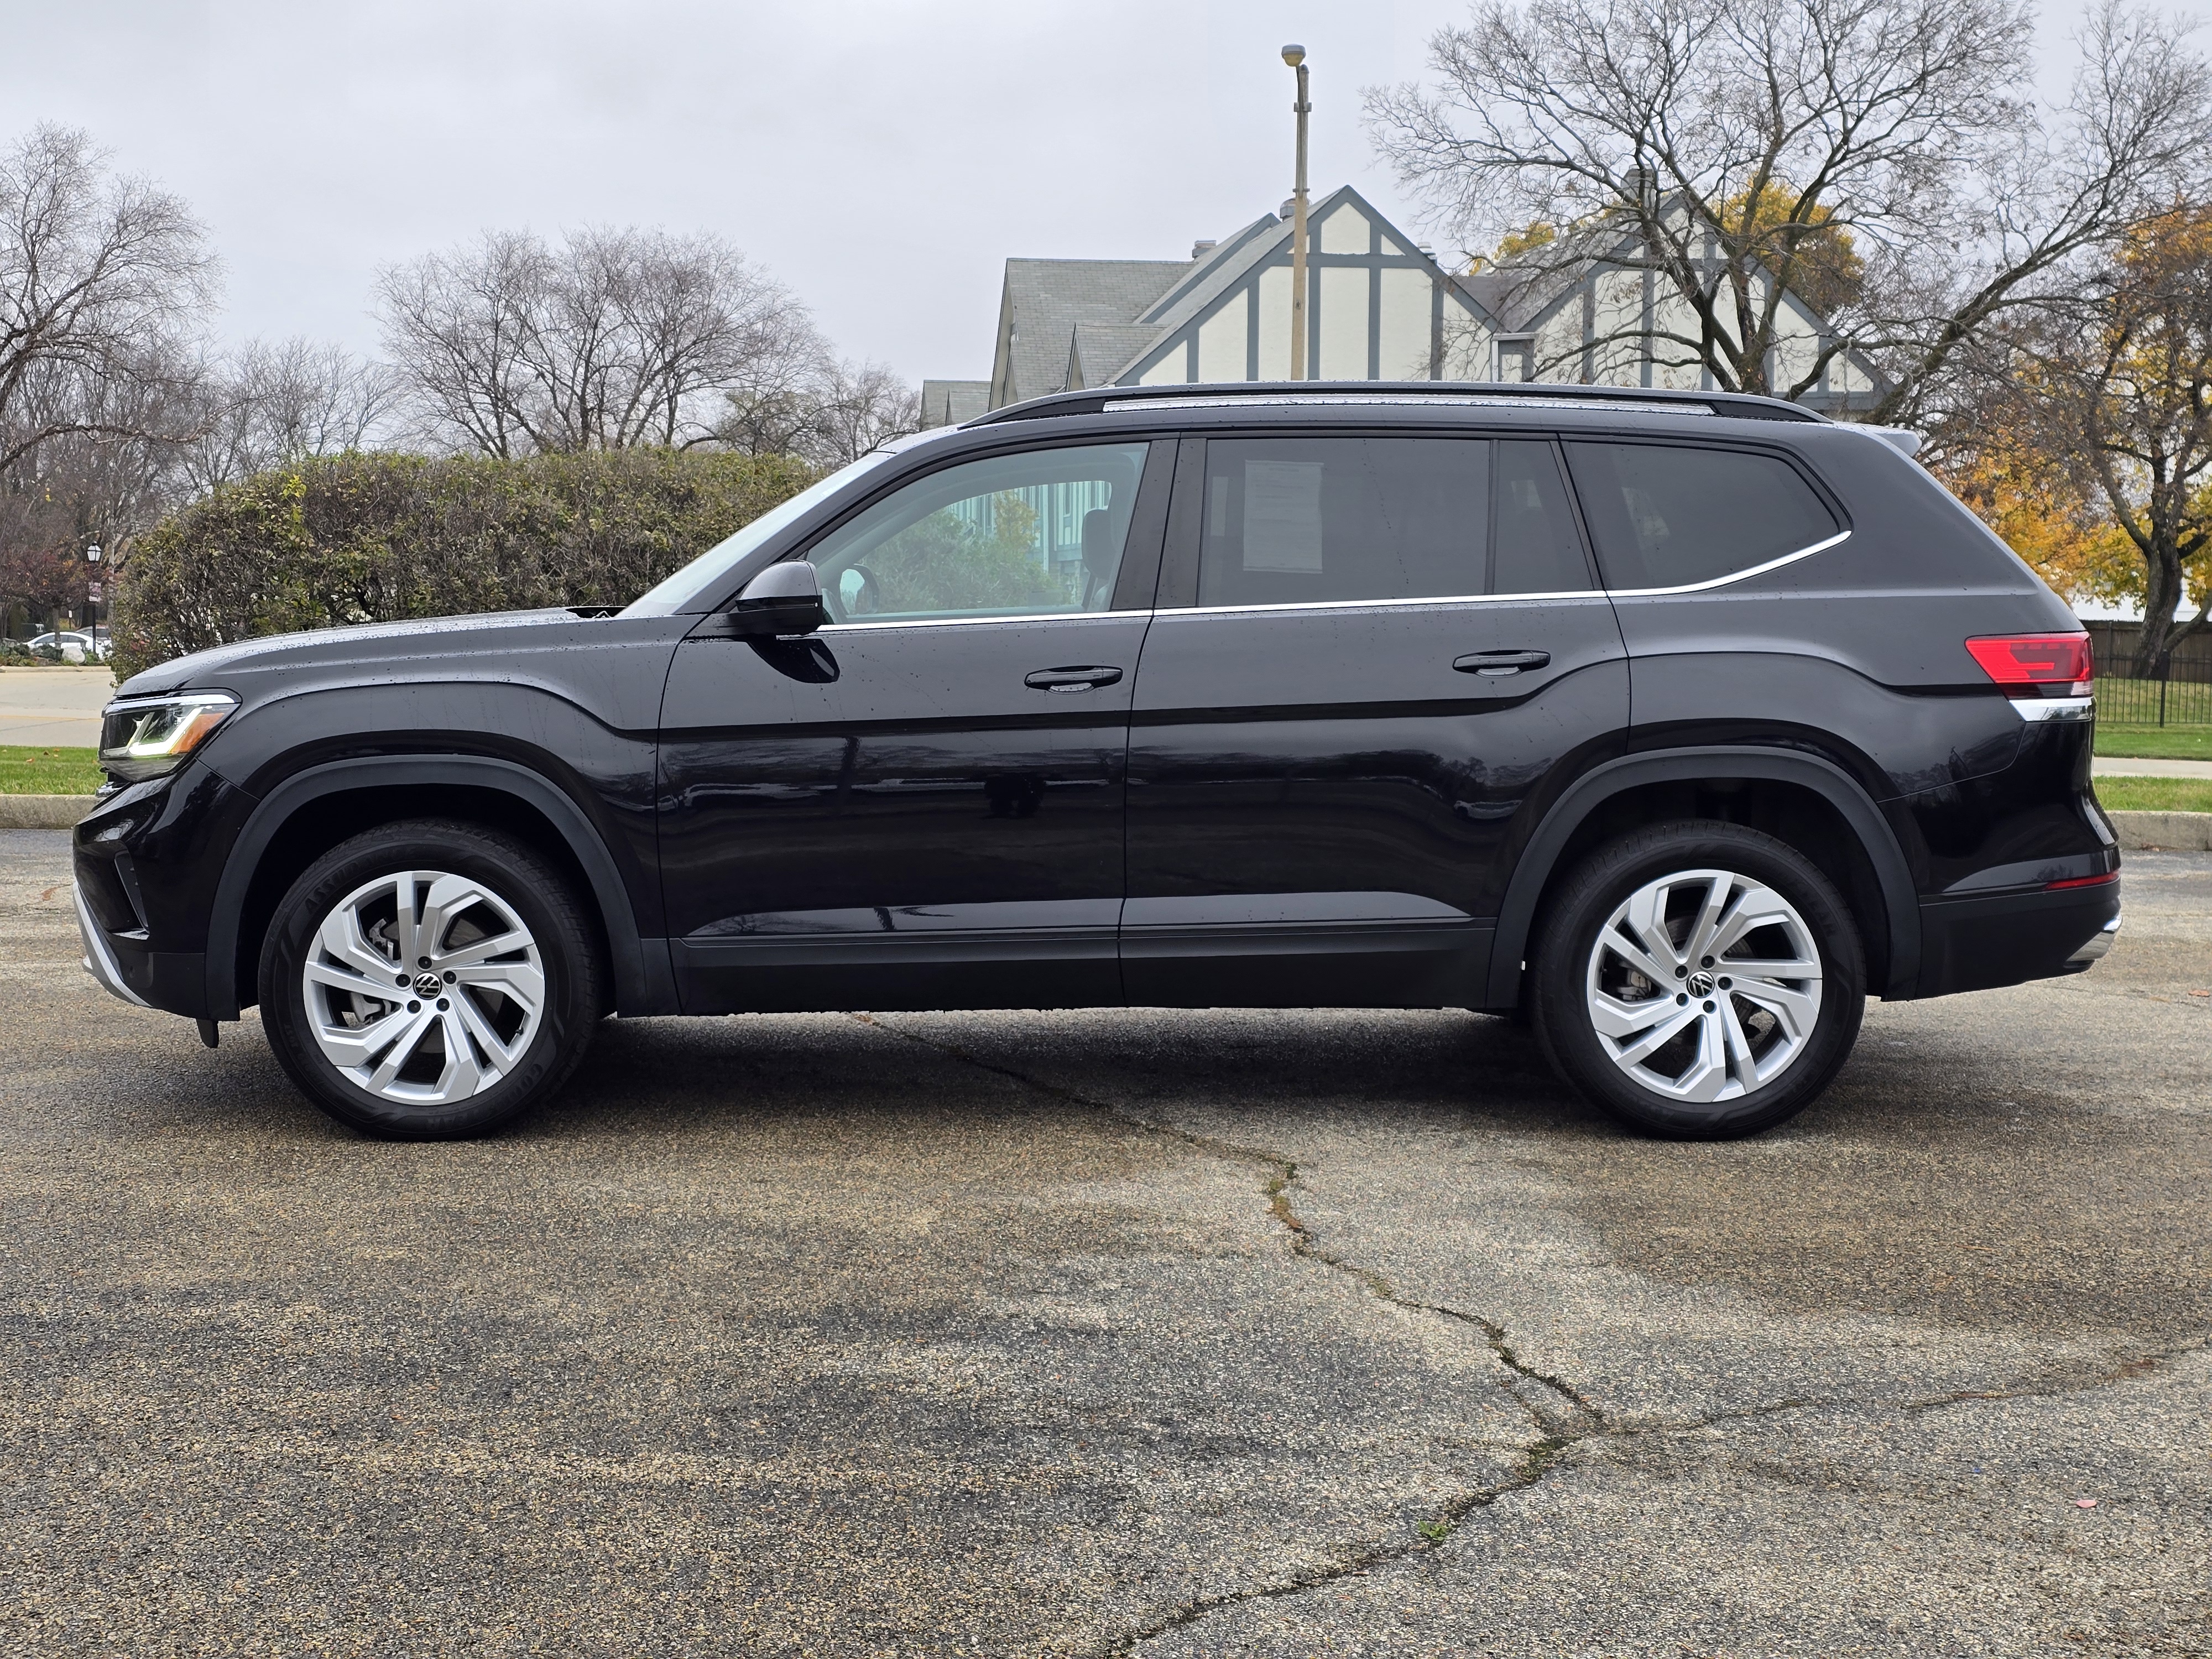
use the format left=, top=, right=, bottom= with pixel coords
left=2108, top=808, right=2212, bottom=852
left=0, top=795, right=95, bottom=830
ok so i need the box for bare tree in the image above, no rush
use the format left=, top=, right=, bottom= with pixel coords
left=377, top=227, right=823, bottom=455
left=0, top=124, right=215, bottom=474
left=180, top=338, right=399, bottom=491
left=801, top=359, right=922, bottom=466
left=718, top=357, right=921, bottom=467
left=1367, top=0, right=2212, bottom=421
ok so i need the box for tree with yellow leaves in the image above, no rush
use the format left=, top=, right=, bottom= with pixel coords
left=2000, top=204, right=2212, bottom=675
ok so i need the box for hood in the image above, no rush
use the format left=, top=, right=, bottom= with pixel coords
left=116, top=609, right=583, bottom=698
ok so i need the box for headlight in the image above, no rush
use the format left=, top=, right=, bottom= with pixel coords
left=98, top=692, right=238, bottom=784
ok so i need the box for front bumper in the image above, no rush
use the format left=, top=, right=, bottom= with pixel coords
left=75, top=881, right=150, bottom=1008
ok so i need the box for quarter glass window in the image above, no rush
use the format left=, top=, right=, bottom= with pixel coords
left=1563, top=442, right=1840, bottom=591
left=1197, top=437, right=1592, bottom=607
left=807, top=442, right=1150, bottom=623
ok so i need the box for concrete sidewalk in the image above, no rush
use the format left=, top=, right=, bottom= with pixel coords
left=2094, top=754, right=2212, bottom=778
left=0, top=667, right=114, bottom=747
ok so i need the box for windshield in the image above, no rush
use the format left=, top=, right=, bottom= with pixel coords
left=619, top=451, right=898, bottom=617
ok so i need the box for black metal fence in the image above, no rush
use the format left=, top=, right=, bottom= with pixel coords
left=2085, top=620, right=2212, bottom=726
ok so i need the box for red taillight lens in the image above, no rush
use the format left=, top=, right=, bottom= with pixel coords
left=1964, top=634, right=2095, bottom=697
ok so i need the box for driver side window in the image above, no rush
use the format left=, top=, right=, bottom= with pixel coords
left=805, top=442, right=1151, bottom=623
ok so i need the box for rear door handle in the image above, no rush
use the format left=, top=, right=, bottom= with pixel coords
left=1024, top=665, right=1124, bottom=692
left=1453, top=650, right=1552, bottom=677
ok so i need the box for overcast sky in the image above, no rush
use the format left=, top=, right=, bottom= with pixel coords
left=1, top=0, right=2164, bottom=385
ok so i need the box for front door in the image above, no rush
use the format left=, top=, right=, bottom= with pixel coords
left=658, top=438, right=1168, bottom=1013
left=1123, top=429, right=1629, bottom=1008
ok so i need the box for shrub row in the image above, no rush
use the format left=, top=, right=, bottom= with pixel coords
left=111, top=447, right=818, bottom=680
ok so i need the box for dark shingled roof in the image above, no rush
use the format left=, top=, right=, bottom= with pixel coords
left=1067, top=324, right=1164, bottom=390
left=997, top=258, right=1191, bottom=404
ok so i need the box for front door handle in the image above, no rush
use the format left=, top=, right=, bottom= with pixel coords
left=1024, top=665, right=1124, bottom=693
left=1453, top=649, right=1552, bottom=677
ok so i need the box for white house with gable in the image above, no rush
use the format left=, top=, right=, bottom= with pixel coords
left=921, top=186, right=1886, bottom=424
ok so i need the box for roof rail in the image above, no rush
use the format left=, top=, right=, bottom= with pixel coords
left=964, top=379, right=1826, bottom=426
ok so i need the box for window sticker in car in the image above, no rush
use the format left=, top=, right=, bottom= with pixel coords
left=1242, top=460, right=1325, bottom=573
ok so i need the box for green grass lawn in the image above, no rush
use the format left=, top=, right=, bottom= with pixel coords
left=2094, top=724, right=2212, bottom=760
left=2095, top=775, right=2212, bottom=813
left=0, top=745, right=102, bottom=795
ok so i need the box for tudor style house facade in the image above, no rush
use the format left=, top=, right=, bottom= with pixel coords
left=922, top=185, right=1884, bottom=422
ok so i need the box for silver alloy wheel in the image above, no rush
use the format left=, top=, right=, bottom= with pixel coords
left=300, top=869, right=546, bottom=1105
left=1583, top=867, right=1823, bottom=1104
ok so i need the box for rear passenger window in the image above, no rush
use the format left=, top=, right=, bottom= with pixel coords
left=1563, top=442, right=1839, bottom=591
left=1198, top=437, right=1592, bottom=607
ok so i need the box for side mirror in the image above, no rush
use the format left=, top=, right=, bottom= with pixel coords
left=722, top=561, right=828, bottom=637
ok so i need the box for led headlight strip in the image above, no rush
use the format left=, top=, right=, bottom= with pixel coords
left=98, top=692, right=238, bottom=784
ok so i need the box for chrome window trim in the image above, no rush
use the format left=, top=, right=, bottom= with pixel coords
left=1111, top=393, right=1716, bottom=416
left=808, top=530, right=1853, bottom=628
left=1150, top=531, right=1854, bottom=618
left=820, top=608, right=1134, bottom=633
left=1155, top=588, right=1608, bottom=619
left=1601, top=530, right=1852, bottom=597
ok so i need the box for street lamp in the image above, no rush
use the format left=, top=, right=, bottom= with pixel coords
left=1282, top=44, right=1311, bottom=381
left=85, top=544, right=102, bottom=648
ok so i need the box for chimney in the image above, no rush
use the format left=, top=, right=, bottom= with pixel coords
left=1191, top=239, right=1217, bottom=259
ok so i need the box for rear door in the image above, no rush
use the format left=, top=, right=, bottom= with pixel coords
left=1121, top=429, right=1630, bottom=1007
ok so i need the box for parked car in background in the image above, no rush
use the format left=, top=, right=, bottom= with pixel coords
left=21, top=630, right=109, bottom=663
left=74, top=382, right=2120, bottom=1142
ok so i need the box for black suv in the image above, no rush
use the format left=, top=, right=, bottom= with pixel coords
left=76, top=383, right=2121, bottom=1140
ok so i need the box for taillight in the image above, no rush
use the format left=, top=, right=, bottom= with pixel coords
left=1964, top=634, right=2095, bottom=698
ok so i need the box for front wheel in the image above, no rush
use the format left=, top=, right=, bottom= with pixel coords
left=258, top=820, right=602, bottom=1139
left=1530, top=820, right=1865, bottom=1139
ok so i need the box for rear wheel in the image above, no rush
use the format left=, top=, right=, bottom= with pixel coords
left=258, top=820, right=601, bottom=1139
left=1531, top=820, right=1865, bottom=1139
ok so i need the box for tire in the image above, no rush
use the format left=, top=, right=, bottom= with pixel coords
left=257, top=819, right=602, bottom=1139
left=1530, top=820, right=1865, bottom=1140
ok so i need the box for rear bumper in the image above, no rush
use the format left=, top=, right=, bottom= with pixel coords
left=1911, top=879, right=2122, bottom=999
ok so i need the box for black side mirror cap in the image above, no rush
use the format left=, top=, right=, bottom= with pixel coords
left=713, top=561, right=828, bottom=637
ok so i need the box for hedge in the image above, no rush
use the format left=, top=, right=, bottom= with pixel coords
left=111, top=447, right=819, bottom=680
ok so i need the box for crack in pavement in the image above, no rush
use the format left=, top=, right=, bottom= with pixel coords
left=844, top=1014, right=2206, bottom=1654
left=847, top=1015, right=1603, bottom=1651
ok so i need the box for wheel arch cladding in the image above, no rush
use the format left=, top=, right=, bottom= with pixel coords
left=1489, top=747, right=1920, bottom=1007
left=208, top=756, right=675, bottom=1020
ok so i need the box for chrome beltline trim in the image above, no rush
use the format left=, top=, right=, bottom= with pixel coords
left=1152, top=588, right=1609, bottom=619
left=1601, top=530, right=1853, bottom=597
left=808, top=530, right=1851, bottom=630
left=822, top=609, right=1132, bottom=633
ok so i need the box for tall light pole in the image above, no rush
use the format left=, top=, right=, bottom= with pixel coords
left=1282, top=44, right=1311, bottom=381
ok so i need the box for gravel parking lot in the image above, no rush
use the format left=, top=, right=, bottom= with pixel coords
left=2, top=827, right=2206, bottom=1657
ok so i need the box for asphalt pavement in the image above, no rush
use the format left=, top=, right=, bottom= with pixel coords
left=1, top=828, right=2206, bottom=1657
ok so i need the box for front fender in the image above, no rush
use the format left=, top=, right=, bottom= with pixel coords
left=203, top=755, right=676, bottom=1020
